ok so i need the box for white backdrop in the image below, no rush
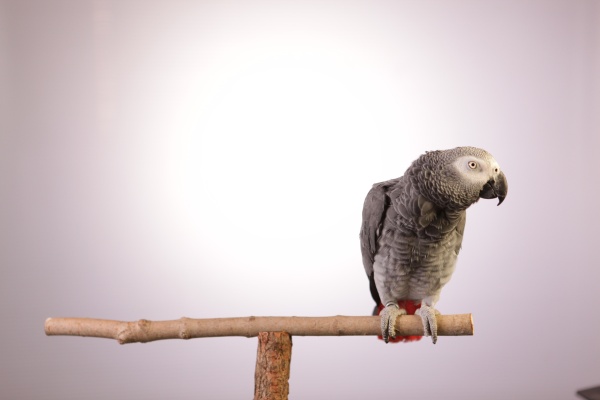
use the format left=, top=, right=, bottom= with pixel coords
left=1, top=1, right=599, bottom=399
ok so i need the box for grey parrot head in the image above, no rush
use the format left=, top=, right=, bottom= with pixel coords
left=411, top=146, right=508, bottom=210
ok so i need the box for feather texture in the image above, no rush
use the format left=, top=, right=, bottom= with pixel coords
left=360, top=147, right=507, bottom=343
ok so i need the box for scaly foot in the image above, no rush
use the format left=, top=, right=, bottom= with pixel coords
left=416, top=305, right=440, bottom=344
left=380, top=303, right=407, bottom=343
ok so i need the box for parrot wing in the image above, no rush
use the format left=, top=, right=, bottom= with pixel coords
left=359, top=177, right=401, bottom=309
left=359, top=177, right=400, bottom=275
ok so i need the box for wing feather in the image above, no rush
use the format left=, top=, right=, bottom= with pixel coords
left=359, top=178, right=401, bottom=277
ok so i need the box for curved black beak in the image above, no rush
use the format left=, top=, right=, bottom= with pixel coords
left=479, top=171, right=508, bottom=205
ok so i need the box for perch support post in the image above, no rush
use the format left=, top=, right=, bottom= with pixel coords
left=254, top=332, right=292, bottom=400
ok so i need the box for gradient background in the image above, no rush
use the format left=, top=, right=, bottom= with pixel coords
left=1, top=1, right=599, bottom=399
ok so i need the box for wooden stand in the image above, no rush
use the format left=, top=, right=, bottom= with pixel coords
left=254, top=332, right=292, bottom=400
left=45, top=314, right=473, bottom=399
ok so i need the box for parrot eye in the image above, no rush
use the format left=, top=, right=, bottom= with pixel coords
left=468, top=161, right=478, bottom=169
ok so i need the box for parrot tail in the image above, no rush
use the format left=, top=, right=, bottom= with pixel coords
left=374, top=300, right=422, bottom=343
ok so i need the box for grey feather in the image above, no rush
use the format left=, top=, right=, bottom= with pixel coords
left=360, top=146, right=508, bottom=343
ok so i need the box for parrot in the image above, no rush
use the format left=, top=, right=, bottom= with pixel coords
left=360, top=146, right=508, bottom=344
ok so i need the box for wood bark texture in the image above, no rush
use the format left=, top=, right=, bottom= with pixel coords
left=254, top=332, right=292, bottom=400
left=44, top=314, right=474, bottom=344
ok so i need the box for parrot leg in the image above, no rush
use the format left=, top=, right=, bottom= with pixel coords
left=416, top=305, right=441, bottom=344
left=380, top=303, right=407, bottom=343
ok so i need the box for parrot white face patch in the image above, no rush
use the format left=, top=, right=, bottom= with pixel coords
left=452, top=155, right=498, bottom=184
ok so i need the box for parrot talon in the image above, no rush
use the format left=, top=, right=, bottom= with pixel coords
left=416, top=305, right=440, bottom=344
left=380, top=303, right=406, bottom=343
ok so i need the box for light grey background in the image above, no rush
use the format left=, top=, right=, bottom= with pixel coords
left=1, top=1, right=599, bottom=399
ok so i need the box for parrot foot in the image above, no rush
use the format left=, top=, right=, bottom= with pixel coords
left=416, top=305, right=441, bottom=344
left=380, top=303, right=406, bottom=343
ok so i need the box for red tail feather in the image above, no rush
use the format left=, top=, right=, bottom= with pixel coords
left=376, top=300, right=422, bottom=343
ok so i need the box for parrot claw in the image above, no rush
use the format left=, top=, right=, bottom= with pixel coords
left=416, top=305, right=440, bottom=344
left=380, top=303, right=406, bottom=343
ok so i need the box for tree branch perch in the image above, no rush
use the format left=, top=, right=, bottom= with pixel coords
left=44, top=314, right=473, bottom=344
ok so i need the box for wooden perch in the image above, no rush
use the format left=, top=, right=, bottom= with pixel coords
left=45, top=314, right=474, bottom=400
left=44, top=314, right=473, bottom=344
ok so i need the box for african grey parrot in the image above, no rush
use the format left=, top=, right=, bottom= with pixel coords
left=360, top=146, right=507, bottom=344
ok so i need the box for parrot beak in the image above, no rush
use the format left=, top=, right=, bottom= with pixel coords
left=479, top=171, right=508, bottom=205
